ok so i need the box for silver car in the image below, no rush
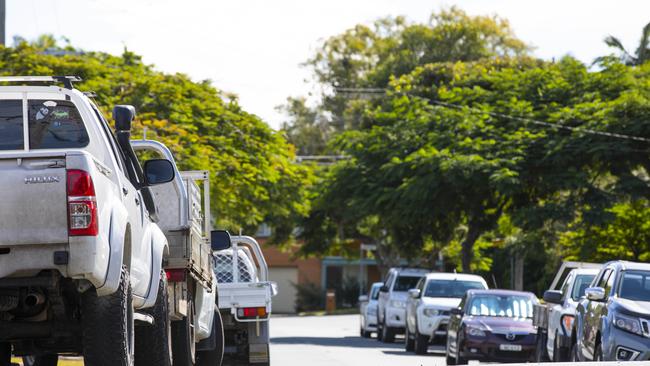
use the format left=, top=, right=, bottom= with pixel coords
left=359, top=282, right=383, bottom=338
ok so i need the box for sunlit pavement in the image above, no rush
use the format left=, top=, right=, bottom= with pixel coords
left=270, top=314, right=446, bottom=366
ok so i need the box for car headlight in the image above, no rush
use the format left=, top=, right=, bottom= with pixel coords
left=560, top=315, right=574, bottom=335
left=423, top=308, right=440, bottom=317
left=466, top=326, right=487, bottom=337
left=390, top=300, right=406, bottom=308
left=614, top=313, right=643, bottom=336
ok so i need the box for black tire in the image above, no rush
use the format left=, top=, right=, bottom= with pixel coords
left=445, top=337, right=456, bottom=365
left=196, top=311, right=225, bottom=366
left=381, top=324, right=395, bottom=343
left=0, top=343, right=11, bottom=366
left=172, top=294, right=196, bottom=366
left=135, top=271, right=172, bottom=366
left=405, top=326, right=415, bottom=352
left=376, top=320, right=384, bottom=342
left=22, top=355, right=58, bottom=366
left=82, top=265, right=134, bottom=366
left=569, top=341, right=579, bottom=362
left=553, top=332, right=567, bottom=362
left=414, top=330, right=428, bottom=355
left=594, top=342, right=603, bottom=361
left=535, top=331, right=549, bottom=362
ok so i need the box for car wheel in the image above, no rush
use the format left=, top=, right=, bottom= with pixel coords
left=22, top=355, right=58, bottom=366
left=535, top=331, right=549, bottom=362
left=82, top=265, right=135, bottom=366
left=376, top=320, right=384, bottom=342
left=414, top=329, right=428, bottom=355
left=196, top=311, right=225, bottom=366
left=569, top=341, right=579, bottom=362
left=172, top=294, right=196, bottom=366
left=381, top=324, right=395, bottom=343
left=135, top=270, right=173, bottom=366
left=445, top=337, right=456, bottom=365
left=553, top=331, right=567, bottom=362
left=405, top=325, right=415, bottom=352
left=594, top=343, right=603, bottom=361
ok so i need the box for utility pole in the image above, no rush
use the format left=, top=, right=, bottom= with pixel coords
left=0, top=0, right=5, bottom=46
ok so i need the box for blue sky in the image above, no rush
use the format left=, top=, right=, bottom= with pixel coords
left=8, top=0, right=650, bottom=128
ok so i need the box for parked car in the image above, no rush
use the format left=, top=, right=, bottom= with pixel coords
left=446, top=289, right=539, bottom=364
left=405, top=273, right=488, bottom=354
left=573, top=260, right=650, bottom=361
left=377, top=268, right=429, bottom=343
left=534, top=262, right=599, bottom=362
left=0, top=76, right=174, bottom=366
left=359, top=282, right=383, bottom=338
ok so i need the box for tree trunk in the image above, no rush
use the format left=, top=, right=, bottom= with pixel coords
left=461, top=224, right=481, bottom=273
left=513, top=252, right=524, bottom=291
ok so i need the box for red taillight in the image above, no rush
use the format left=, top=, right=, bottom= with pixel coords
left=67, top=169, right=98, bottom=236
left=165, top=269, right=187, bottom=282
left=237, top=307, right=268, bottom=319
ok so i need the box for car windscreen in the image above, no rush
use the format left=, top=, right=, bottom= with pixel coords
left=28, top=100, right=89, bottom=149
left=370, top=285, right=381, bottom=300
left=424, top=280, right=486, bottom=298
left=571, top=274, right=596, bottom=300
left=618, top=270, right=650, bottom=301
left=392, top=276, right=422, bottom=292
left=0, top=100, right=25, bottom=150
left=467, top=295, right=534, bottom=318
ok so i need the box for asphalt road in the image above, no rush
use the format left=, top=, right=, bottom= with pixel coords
left=270, top=314, right=446, bottom=366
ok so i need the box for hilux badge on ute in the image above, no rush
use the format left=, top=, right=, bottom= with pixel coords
left=24, top=176, right=60, bottom=184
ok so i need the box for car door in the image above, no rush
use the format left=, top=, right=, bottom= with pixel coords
left=583, top=268, right=612, bottom=359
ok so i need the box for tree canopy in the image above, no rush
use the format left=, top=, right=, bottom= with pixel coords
left=2, top=36, right=313, bottom=242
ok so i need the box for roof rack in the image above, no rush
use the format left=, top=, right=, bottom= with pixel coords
left=0, top=76, right=82, bottom=90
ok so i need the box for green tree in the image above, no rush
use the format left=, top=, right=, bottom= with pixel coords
left=601, top=22, right=650, bottom=65
left=1, top=37, right=313, bottom=242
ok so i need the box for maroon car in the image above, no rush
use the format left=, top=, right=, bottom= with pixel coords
left=445, top=289, right=539, bottom=364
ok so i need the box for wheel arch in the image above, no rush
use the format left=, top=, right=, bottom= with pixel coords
left=96, top=204, right=130, bottom=297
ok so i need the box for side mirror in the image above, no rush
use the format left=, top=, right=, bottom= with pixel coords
left=450, top=307, right=463, bottom=316
left=408, top=289, right=421, bottom=299
left=144, top=159, right=175, bottom=185
left=211, top=230, right=232, bottom=251
left=379, top=285, right=389, bottom=293
left=358, top=295, right=369, bottom=303
left=543, top=290, right=564, bottom=305
left=585, top=287, right=606, bottom=301
left=113, top=105, right=135, bottom=131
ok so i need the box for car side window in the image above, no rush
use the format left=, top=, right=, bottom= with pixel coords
left=597, top=269, right=612, bottom=289
left=605, top=269, right=617, bottom=298
left=416, top=278, right=425, bottom=292
left=560, top=273, right=573, bottom=300
left=93, top=107, right=127, bottom=176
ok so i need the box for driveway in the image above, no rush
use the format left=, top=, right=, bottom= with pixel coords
left=270, top=314, right=446, bottom=366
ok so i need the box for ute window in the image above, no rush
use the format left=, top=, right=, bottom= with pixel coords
left=618, top=271, right=650, bottom=301
left=0, top=100, right=24, bottom=150
left=28, top=100, right=89, bottom=149
left=424, top=280, right=486, bottom=298
left=392, top=276, right=423, bottom=292
left=571, top=274, right=596, bottom=300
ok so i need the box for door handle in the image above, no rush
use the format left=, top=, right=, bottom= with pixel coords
left=135, top=197, right=140, bottom=206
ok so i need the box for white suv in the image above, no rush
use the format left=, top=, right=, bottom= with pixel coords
left=377, top=267, right=429, bottom=343
left=0, top=76, right=174, bottom=366
left=405, top=273, right=488, bottom=354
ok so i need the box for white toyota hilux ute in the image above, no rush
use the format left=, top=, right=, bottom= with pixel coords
left=0, top=76, right=175, bottom=366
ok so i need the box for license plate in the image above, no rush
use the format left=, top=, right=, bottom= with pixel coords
left=499, top=344, right=522, bottom=351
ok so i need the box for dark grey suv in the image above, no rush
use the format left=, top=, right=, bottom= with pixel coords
left=574, top=261, right=650, bottom=361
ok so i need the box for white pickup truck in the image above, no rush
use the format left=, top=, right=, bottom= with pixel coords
left=132, top=140, right=225, bottom=366
left=0, top=76, right=175, bottom=366
left=212, top=232, right=277, bottom=366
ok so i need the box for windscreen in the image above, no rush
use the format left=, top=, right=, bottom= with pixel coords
left=571, top=274, right=596, bottom=300
left=0, top=100, right=24, bottom=150
left=619, top=271, right=650, bottom=301
left=28, top=100, right=89, bottom=149
left=370, top=285, right=381, bottom=300
left=393, top=276, right=422, bottom=292
left=424, top=280, right=486, bottom=298
left=467, top=295, right=534, bottom=318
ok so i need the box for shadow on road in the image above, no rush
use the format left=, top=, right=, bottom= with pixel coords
left=271, top=335, right=406, bottom=349
left=382, top=346, right=446, bottom=357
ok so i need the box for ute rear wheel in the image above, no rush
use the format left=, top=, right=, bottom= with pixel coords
left=22, top=355, right=59, bottom=366
left=196, top=311, right=225, bottom=366
left=414, top=329, right=428, bottom=355
left=172, top=294, right=196, bottom=366
left=135, top=271, right=173, bottom=366
left=82, top=265, right=134, bottom=366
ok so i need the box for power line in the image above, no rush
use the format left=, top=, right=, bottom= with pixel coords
left=335, top=87, right=650, bottom=144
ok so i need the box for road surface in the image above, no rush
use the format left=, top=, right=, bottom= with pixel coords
left=270, top=314, right=446, bottom=366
